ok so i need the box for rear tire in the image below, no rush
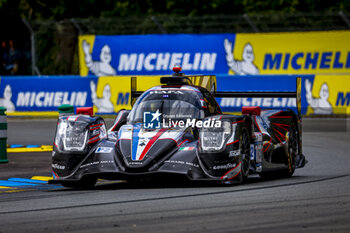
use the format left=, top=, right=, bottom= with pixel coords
left=283, top=119, right=298, bottom=177
left=259, top=120, right=298, bottom=179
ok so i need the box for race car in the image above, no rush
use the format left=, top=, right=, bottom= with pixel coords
left=50, top=67, right=306, bottom=188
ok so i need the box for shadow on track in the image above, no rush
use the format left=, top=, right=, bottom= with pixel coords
left=52, top=175, right=308, bottom=192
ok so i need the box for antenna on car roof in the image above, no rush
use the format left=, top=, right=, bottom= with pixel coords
left=159, top=65, right=193, bottom=85
left=172, top=64, right=183, bottom=76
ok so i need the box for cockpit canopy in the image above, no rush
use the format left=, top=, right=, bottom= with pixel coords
left=127, top=88, right=205, bottom=124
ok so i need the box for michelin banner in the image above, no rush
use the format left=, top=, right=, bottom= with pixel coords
left=232, top=31, right=350, bottom=75
left=303, top=74, right=350, bottom=115
left=0, top=75, right=158, bottom=115
left=217, top=74, right=350, bottom=115
left=0, top=76, right=94, bottom=113
left=79, top=31, right=350, bottom=76
left=78, top=34, right=231, bottom=76
left=1, top=75, right=349, bottom=115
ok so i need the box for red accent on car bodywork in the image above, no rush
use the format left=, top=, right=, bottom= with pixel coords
left=77, top=107, right=93, bottom=116
left=226, top=139, right=239, bottom=146
left=139, top=128, right=167, bottom=161
left=52, top=170, right=59, bottom=178
left=178, top=139, right=190, bottom=147
left=273, top=128, right=286, bottom=141
left=263, top=138, right=273, bottom=153
left=242, top=106, right=261, bottom=116
left=221, top=162, right=242, bottom=180
left=272, top=123, right=290, bottom=131
left=88, top=134, right=101, bottom=144
left=274, top=133, right=283, bottom=143
left=269, top=110, right=283, bottom=118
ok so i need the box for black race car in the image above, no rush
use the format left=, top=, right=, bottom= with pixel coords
left=50, top=68, right=306, bottom=188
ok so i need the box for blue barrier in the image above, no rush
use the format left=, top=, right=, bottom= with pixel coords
left=0, top=75, right=96, bottom=112
left=0, top=74, right=312, bottom=114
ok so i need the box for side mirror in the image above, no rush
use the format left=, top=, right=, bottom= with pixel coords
left=109, top=110, right=130, bottom=132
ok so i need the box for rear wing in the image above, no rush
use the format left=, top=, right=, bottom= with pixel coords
left=130, top=75, right=217, bottom=106
left=213, top=76, right=302, bottom=119
left=131, top=75, right=301, bottom=118
left=130, top=76, right=142, bottom=106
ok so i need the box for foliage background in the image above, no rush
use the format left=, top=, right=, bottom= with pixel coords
left=0, top=0, right=349, bottom=75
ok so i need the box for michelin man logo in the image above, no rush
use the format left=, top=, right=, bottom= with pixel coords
left=144, top=110, right=161, bottom=129
left=82, top=40, right=116, bottom=76
left=90, top=81, right=114, bottom=113
left=305, top=79, right=333, bottom=115
left=224, top=39, right=259, bottom=75
left=0, top=84, right=15, bottom=112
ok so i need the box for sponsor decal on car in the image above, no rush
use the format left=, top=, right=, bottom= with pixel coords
left=96, top=147, right=113, bottom=153
left=52, top=163, right=65, bottom=170
left=179, top=147, right=195, bottom=151
left=79, top=160, right=114, bottom=168
left=164, top=160, right=199, bottom=168
left=213, top=163, right=236, bottom=170
left=229, top=150, right=240, bottom=157
left=150, top=90, right=184, bottom=95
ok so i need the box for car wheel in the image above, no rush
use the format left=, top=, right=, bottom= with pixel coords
left=235, top=126, right=250, bottom=183
left=259, top=120, right=298, bottom=179
left=221, top=126, right=250, bottom=184
left=284, top=120, right=298, bottom=177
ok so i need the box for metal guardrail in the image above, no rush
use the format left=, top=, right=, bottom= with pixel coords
left=21, top=12, right=350, bottom=75
left=70, top=12, right=350, bottom=34
left=29, top=12, right=350, bottom=35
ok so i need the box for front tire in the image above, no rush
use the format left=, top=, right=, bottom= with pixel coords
left=235, top=126, right=250, bottom=183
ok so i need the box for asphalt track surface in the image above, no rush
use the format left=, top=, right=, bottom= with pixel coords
left=1, top=118, right=350, bottom=233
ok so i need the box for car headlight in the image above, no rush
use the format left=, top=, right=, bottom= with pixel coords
left=200, top=120, right=232, bottom=152
left=55, top=117, right=107, bottom=153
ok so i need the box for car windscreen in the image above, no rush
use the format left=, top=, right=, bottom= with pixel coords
left=128, top=90, right=204, bottom=124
